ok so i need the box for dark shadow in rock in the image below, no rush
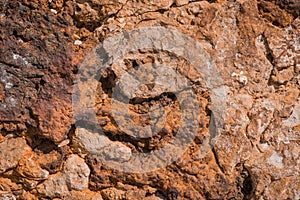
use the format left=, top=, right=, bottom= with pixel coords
left=26, top=126, right=57, bottom=154
left=99, top=68, right=117, bottom=97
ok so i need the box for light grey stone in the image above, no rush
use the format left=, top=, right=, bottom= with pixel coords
left=63, top=154, right=90, bottom=191
left=37, top=173, right=69, bottom=198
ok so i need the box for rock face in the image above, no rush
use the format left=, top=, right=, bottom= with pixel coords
left=0, top=0, right=299, bottom=199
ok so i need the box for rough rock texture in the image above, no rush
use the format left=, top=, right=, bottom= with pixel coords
left=63, top=154, right=90, bottom=191
left=0, top=0, right=299, bottom=199
left=0, top=137, right=31, bottom=173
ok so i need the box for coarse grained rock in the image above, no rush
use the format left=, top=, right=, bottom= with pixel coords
left=0, top=0, right=299, bottom=199
left=37, top=154, right=90, bottom=198
left=36, top=172, right=69, bottom=198
left=16, top=151, right=49, bottom=180
left=63, top=154, right=90, bottom=191
left=0, top=192, right=16, bottom=200
left=0, top=137, right=31, bottom=174
left=65, top=190, right=103, bottom=200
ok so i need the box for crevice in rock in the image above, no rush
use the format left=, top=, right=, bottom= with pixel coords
left=129, top=92, right=177, bottom=105
left=211, top=147, right=225, bottom=174
left=24, top=125, right=69, bottom=174
left=99, top=68, right=117, bottom=97
left=261, top=33, right=275, bottom=66
left=25, top=106, right=39, bottom=129
left=26, top=128, right=57, bottom=154
left=241, top=166, right=255, bottom=200
left=102, top=129, right=150, bottom=153
left=261, top=33, right=279, bottom=88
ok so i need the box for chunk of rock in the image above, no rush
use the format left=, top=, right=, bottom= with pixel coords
left=37, top=173, right=69, bottom=198
left=101, top=188, right=125, bottom=200
left=63, top=154, right=90, bottom=191
left=174, top=0, right=189, bottom=6
left=0, top=177, right=18, bottom=191
left=267, top=152, right=284, bottom=169
left=37, top=154, right=90, bottom=198
left=75, top=128, right=111, bottom=153
left=0, top=138, right=31, bottom=174
left=17, top=152, right=49, bottom=180
left=75, top=128, right=132, bottom=162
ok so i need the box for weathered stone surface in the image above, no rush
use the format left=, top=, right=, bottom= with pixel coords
left=37, top=173, right=69, bottom=198
left=65, top=190, right=103, bottom=200
left=37, top=154, right=90, bottom=198
left=0, top=177, right=18, bottom=192
left=0, top=192, right=16, bottom=200
left=101, top=188, right=125, bottom=200
left=75, top=128, right=132, bottom=163
left=63, top=154, right=90, bottom=191
left=16, top=151, right=49, bottom=180
left=37, top=172, right=103, bottom=199
left=0, top=0, right=299, bottom=199
left=0, top=138, right=31, bottom=174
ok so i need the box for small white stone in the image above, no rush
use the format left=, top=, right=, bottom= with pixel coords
left=231, top=71, right=247, bottom=85
left=108, top=24, right=116, bottom=31
left=283, top=100, right=300, bottom=127
left=189, top=6, right=200, bottom=15
left=119, top=23, right=126, bottom=28
left=12, top=53, right=29, bottom=65
left=50, top=9, right=58, bottom=14
left=5, top=82, right=13, bottom=89
left=239, top=76, right=248, bottom=85
left=58, top=139, right=70, bottom=147
left=75, top=128, right=111, bottom=152
left=282, top=137, right=290, bottom=144
left=13, top=53, right=18, bottom=60
left=118, top=18, right=124, bottom=23
left=267, top=152, right=283, bottom=169
left=8, top=96, right=17, bottom=106
left=74, top=40, right=82, bottom=45
left=261, top=143, right=269, bottom=150
left=231, top=72, right=238, bottom=77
